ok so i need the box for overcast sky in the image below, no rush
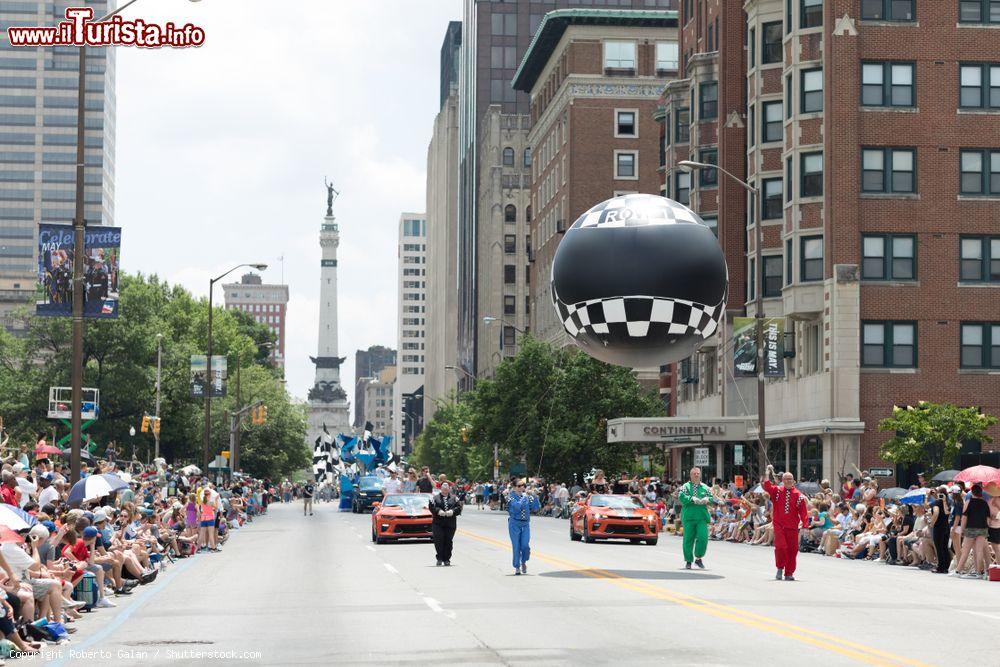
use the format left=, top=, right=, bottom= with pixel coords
left=116, top=0, right=461, bottom=420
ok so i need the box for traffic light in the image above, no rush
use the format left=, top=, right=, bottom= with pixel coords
left=140, top=415, right=150, bottom=433
left=152, top=417, right=161, bottom=434
left=260, top=405, right=267, bottom=423
left=250, top=406, right=260, bottom=425
left=460, top=426, right=468, bottom=443
left=221, top=450, right=230, bottom=459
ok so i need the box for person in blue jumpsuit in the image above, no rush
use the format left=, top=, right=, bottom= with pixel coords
left=507, top=479, right=540, bottom=575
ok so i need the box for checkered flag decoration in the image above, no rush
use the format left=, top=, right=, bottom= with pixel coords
left=550, top=193, right=728, bottom=368
left=312, top=426, right=339, bottom=484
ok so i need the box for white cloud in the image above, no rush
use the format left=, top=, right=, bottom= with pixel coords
left=116, top=0, right=460, bottom=426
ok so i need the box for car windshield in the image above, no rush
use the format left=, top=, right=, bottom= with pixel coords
left=359, top=477, right=383, bottom=491
left=589, top=494, right=643, bottom=509
left=382, top=494, right=430, bottom=509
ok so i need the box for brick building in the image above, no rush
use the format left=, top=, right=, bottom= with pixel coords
left=660, top=1, right=1000, bottom=484
left=222, top=273, right=289, bottom=370
left=512, top=9, right=680, bottom=356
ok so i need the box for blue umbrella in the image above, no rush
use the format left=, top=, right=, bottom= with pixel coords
left=67, top=473, right=129, bottom=505
left=899, top=488, right=929, bottom=505
left=0, top=504, right=37, bottom=530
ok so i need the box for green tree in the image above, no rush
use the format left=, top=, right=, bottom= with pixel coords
left=878, top=401, right=997, bottom=473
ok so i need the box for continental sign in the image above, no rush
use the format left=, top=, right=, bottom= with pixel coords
left=606, top=417, right=754, bottom=443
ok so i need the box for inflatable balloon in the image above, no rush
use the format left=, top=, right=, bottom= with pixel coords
left=550, top=193, right=727, bottom=368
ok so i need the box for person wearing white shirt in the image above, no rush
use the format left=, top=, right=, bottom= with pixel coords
left=37, top=474, right=59, bottom=508
left=383, top=470, right=403, bottom=495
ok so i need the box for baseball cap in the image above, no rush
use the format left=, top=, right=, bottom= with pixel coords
left=41, top=521, right=56, bottom=533
left=28, top=525, right=49, bottom=542
left=82, top=526, right=99, bottom=539
left=40, top=473, right=54, bottom=482
left=92, top=510, right=108, bottom=523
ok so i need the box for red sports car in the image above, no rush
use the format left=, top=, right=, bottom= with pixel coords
left=570, top=494, right=659, bottom=545
left=371, top=493, right=433, bottom=544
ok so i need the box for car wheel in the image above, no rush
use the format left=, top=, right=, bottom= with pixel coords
left=570, top=520, right=582, bottom=542
left=375, top=533, right=386, bottom=545
left=371, top=527, right=376, bottom=543
left=630, top=538, right=641, bottom=545
left=583, top=524, right=596, bottom=543
left=646, top=538, right=658, bottom=546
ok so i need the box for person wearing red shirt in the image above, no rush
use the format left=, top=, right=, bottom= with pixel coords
left=0, top=473, right=18, bottom=507
left=762, top=464, right=809, bottom=581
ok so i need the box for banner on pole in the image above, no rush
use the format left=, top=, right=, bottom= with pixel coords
left=36, top=224, right=121, bottom=318
left=733, top=317, right=785, bottom=377
left=190, top=355, right=227, bottom=398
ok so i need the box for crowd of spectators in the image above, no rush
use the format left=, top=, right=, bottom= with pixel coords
left=0, top=434, right=276, bottom=660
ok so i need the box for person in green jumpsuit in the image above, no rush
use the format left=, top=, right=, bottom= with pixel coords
left=678, top=466, right=713, bottom=570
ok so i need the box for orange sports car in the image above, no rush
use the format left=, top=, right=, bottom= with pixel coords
left=570, top=494, right=659, bottom=545
left=371, top=493, right=433, bottom=544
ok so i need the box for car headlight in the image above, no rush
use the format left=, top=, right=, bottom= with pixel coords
left=646, top=515, right=657, bottom=523
left=593, top=513, right=605, bottom=520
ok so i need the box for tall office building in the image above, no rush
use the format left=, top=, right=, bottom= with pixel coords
left=353, top=345, right=396, bottom=429
left=222, top=273, right=290, bottom=369
left=659, top=1, right=1000, bottom=484
left=456, top=0, right=675, bottom=379
left=424, top=23, right=463, bottom=427
left=0, top=0, right=117, bottom=331
left=360, top=366, right=396, bottom=437
left=395, top=213, right=426, bottom=453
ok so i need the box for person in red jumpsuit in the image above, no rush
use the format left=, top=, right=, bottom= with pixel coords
left=762, top=464, right=809, bottom=581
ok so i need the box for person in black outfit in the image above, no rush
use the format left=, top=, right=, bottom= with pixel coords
left=929, top=485, right=951, bottom=573
left=416, top=468, right=434, bottom=494
left=429, top=482, right=462, bottom=566
left=954, top=483, right=991, bottom=577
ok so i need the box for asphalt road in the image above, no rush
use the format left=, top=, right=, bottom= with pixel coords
left=41, top=500, right=998, bottom=666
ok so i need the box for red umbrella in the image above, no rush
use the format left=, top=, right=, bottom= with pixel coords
left=0, top=528, right=23, bottom=544
left=954, top=465, right=1000, bottom=485
left=34, top=445, right=64, bottom=457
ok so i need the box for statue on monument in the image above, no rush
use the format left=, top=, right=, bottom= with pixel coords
left=324, top=177, right=340, bottom=217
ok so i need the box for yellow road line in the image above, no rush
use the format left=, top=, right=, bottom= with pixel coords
left=458, top=529, right=931, bottom=667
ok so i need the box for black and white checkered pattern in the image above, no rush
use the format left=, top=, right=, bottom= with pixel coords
left=312, top=434, right=339, bottom=484
left=573, top=193, right=702, bottom=230
left=553, top=290, right=722, bottom=341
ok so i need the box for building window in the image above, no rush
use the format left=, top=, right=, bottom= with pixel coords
left=861, top=62, right=915, bottom=107
left=504, top=234, right=516, bottom=254
left=861, top=147, right=915, bottom=194
left=503, top=295, right=516, bottom=316
left=502, top=326, right=516, bottom=349
left=762, top=22, right=782, bottom=64
left=675, top=107, right=690, bottom=143
left=699, top=82, right=718, bottom=120
left=526, top=205, right=532, bottom=223
left=615, top=110, right=637, bottom=137
left=960, top=149, right=1000, bottom=195
left=604, top=41, right=636, bottom=70
left=801, top=236, right=823, bottom=281
left=504, top=265, right=515, bottom=284
left=748, top=104, right=755, bottom=147
left=801, top=0, right=823, bottom=28
left=960, top=0, right=1000, bottom=24
left=675, top=171, right=690, bottom=205
left=701, top=215, right=718, bottom=237
left=960, top=236, right=1000, bottom=282
left=960, top=322, right=1000, bottom=369
left=763, top=255, right=783, bottom=297
left=762, top=101, right=782, bottom=143
left=699, top=148, right=718, bottom=186
left=801, top=69, right=823, bottom=113
left=749, top=27, right=756, bottom=69
left=615, top=150, right=637, bottom=179
left=762, top=178, right=783, bottom=219
left=504, top=204, right=516, bottom=223
left=861, top=0, right=915, bottom=20
left=862, top=234, right=916, bottom=280
left=786, top=0, right=793, bottom=32
left=656, top=41, right=679, bottom=71
left=523, top=147, right=532, bottom=167
left=800, top=152, right=823, bottom=197
left=786, top=157, right=793, bottom=201
left=786, top=239, right=794, bottom=285
left=502, top=147, right=514, bottom=166
left=862, top=321, right=916, bottom=368
left=960, top=64, right=1000, bottom=109
left=748, top=258, right=756, bottom=301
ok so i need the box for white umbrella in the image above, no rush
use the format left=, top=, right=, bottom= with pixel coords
left=0, top=504, right=37, bottom=530
left=67, top=473, right=129, bottom=504
left=180, top=464, right=201, bottom=476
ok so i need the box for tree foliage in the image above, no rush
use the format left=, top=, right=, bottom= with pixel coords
left=413, top=337, right=665, bottom=482
left=878, top=401, right=997, bottom=472
left=0, top=274, right=308, bottom=479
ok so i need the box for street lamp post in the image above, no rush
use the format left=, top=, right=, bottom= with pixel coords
left=677, top=160, right=766, bottom=465
left=128, top=425, right=136, bottom=462
left=154, top=333, right=162, bottom=461
left=65, top=0, right=204, bottom=486
left=203, top=263, right=267, bottom=473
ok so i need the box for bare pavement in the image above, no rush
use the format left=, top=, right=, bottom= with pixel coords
left=37, top=501, right=998, bottom=666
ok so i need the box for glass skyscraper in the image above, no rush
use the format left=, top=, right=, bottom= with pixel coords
left=0, top=0, right=116, bottom=330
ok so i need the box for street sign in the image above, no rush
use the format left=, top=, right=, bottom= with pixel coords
left=869, top=467, right=894, bottom=478
left=734, top=444, right=744, bottom=465
left=694, top=447, right=710, bottom=467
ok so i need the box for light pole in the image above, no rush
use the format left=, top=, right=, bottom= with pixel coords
left=677, top=160, right=766, bottom=464
left=128, top=425, right=136, bottom=463
left=66, top=0, right=204, bottom=486
left=154, top=333, right=162, bottom=460
left=203, top=263, right=268, bottom=473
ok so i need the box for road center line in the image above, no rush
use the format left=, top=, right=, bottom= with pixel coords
left=457, top=528, right=928, bottom=667
left=423, top=596, right=456, bottom=619
left=366, top=545, right=375, bottom=552
left=384, top=563, right=398, bottom=574
left=959, top=609, right=1000, bottom=621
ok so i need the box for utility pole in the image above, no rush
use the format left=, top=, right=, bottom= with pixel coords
left=68, top=43, right=87, bottom=485
left=154, top=333, right=162, bottom=460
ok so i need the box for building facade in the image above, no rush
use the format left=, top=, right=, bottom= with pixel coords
left=222, top=273, right=289, bottom=369
left=353, top=345, right=397, bottom=429
left=394, top=213, right=427, bottom=453
left=476, top=106, right=532, bottom=377
left=512, top=10, right=680, bottom=352
left=0, top=0, right=117, bottom=331
left=424, top=26, right=463, bottom=428
left=361, top=366, right=396, bottom=437
left=662, top=1, right=1000, bottom=485
left=457, top=0, right=676, bottom=380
